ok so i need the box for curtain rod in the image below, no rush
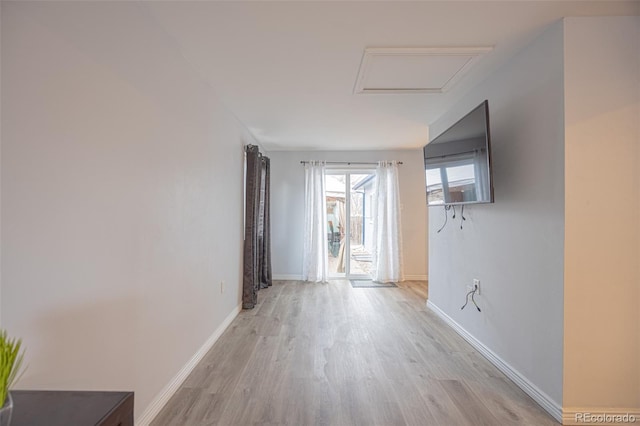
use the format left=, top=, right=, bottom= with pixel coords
left=299, top=161, right=403, bottom=165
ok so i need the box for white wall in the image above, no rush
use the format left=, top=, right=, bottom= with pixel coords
left=269, top=150, right=428, bottom=280
left=0, top=2, right=3, bottom=324
left=563, top=16, right=640, bottom=413
left=428, top=21, right=565, bottom=408
left=1, top=2, right=250, bottom=420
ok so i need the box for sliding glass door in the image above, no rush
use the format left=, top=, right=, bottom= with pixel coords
left=326, top=171, right=375, bottom=279
left=325, top=173, right=346, bottom=277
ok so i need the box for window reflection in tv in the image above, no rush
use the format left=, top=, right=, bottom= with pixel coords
left=423, top=100, right=494, bottom=206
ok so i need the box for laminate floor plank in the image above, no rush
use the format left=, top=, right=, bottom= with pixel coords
left=152, top=280, right=559, bottom=426
left=387, top=378, right=439, bottom=426
left=409, top=376, right=470, bottom=426
left=439, top=379, right=501, bottom=426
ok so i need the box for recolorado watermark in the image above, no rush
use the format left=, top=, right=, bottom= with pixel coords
left=575, top=412, right=637, bottom=423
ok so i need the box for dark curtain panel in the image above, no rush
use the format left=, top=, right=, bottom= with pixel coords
left=243, top=145, right=272, bottom=309
left=260, top=157, right=272, bottom=289
left=243, top=145, right=260, bottom=309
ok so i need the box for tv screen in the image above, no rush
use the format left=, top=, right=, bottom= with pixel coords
left=423, top=100, right=494, bottom=206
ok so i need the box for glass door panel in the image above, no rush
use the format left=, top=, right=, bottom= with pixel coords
left=326, top=174, right=346, bottom=277
left=349, top=174, right=375, bottom=278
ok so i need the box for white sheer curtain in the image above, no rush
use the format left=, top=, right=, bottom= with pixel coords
left=302, top=161, right=328, bottom=282
left=372, top=161, right=404, bottom=283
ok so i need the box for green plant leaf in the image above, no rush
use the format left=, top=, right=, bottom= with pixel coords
left=0, top=330, right=26, bottom=407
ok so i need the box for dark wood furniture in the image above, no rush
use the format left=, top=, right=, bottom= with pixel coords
left=11, top=390, right=134, bottom=426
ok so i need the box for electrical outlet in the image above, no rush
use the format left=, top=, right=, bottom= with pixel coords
left=473, top=279, right=480, bottom=295
left=220, top=281, right=225, bottom=294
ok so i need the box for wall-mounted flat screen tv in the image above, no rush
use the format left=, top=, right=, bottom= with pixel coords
left=423, top=100, right=494, bottom=206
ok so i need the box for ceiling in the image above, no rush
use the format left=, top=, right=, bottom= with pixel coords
left=143, top=1, right=639, bottom=151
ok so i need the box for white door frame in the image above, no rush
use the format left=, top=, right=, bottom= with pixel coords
left=325, top=167, right=375, bottom=280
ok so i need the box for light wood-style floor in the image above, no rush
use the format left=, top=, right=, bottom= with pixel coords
left=151, top=280, right=559, bottom=426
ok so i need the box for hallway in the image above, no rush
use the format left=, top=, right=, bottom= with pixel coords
left=152, top=280, right=558, bottom=425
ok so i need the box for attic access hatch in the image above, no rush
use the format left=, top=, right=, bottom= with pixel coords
left=354, top=47, right=493, bottom=94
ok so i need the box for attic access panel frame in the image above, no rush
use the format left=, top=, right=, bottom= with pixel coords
left=354, top=47, right=493, bottom=94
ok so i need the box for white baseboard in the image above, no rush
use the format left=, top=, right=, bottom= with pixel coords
left=426, top=300, right=563, bottom=423
left=562, top=408, right=640, bottom=425
left=273, top=274, right=303, bottom=280
left=135, top=304, right=242, bottom=426
left=404, top=274, right=428, bottom=281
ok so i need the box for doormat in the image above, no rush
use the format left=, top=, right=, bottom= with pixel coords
left=350, top=280, right=397, bottom=288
